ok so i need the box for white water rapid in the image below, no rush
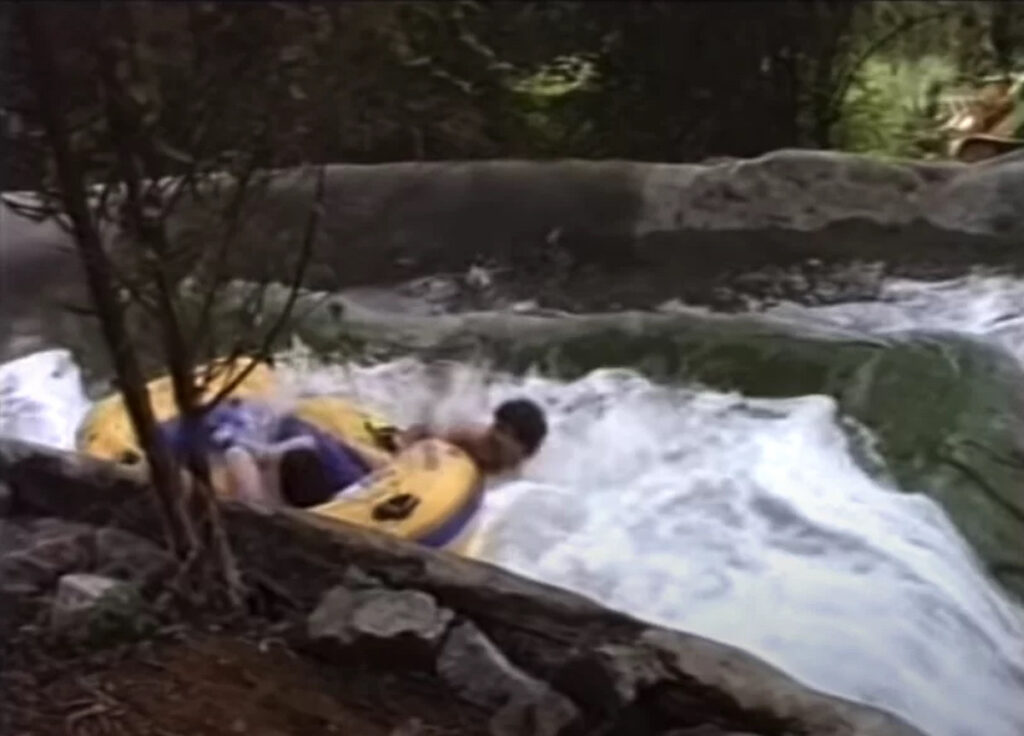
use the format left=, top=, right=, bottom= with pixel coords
left=2, top=273, right=1024, bottom=736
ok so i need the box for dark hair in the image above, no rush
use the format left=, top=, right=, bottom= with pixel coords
left=494, top=398, right=547, bottom=456
left=279, top=447, right=337, bottom=508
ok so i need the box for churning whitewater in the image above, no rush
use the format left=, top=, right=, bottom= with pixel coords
left=2, top=273, right=1024, bottom=736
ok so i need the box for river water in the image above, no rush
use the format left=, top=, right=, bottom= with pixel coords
left=2, top=273, right=1024, bottom=736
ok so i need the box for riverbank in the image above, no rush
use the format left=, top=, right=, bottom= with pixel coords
left=0, top=437, right=923, bottom=736
left=6, top=150, right=1024, bottom=366
left=2, top=621, right=487, bottom=736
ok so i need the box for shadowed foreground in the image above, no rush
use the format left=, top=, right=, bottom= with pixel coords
left=0, top=437, right=923, bottom=736
left=2, top=630, right=483, bottom=736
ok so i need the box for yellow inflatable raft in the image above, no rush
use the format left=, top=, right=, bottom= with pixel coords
left=75, top=364, right=484, bottom=554
left=77, top=361, right=278, bottom=463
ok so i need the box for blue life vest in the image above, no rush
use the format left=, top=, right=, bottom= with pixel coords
left=159, top=400, right=370, bottom=492
left=159, top=400, right=271, bottom=456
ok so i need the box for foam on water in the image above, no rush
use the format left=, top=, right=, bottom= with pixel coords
left=0, top=349, right=91, bottom=449
left=272, top=354, right=1024, bottom=736
left=766, top=272, right=1024, bottom=359
left=4, top=274, right=1024, bottom=735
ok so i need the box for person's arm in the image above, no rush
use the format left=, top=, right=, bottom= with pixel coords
left=223, top=446, right=275, bottom=513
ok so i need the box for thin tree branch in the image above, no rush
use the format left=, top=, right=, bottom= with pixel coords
left=96, top=34, right=200, bottom=419
left=18, top=3, right=195, bottom=559
left=191, top=155, right=265, bottom=361
left=202, top=164, right=325, bottom=410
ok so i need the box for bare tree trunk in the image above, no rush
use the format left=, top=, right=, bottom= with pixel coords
left=18, top=5, right=196, bottom=561
left=19, top=4, right=329, bottom=611
left=92, top=15, right=244, bottom=607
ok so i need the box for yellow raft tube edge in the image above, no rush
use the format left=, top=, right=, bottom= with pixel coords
left=75, top=365, right=484, bottom=554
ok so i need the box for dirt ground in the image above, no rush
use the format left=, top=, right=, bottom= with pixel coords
left=1, top=628, right=487, bottom=736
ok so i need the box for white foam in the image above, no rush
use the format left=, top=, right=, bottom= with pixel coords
left=6, top=271, right=1024, bottom=736
left=0, top=348, right=91, bottom=449
left=272, top=356, right=1024, bottom=736
left=766, top=272, right=1024, bottom=360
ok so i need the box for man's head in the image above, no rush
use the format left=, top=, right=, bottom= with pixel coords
left=482, top=398, right=547, bottom=473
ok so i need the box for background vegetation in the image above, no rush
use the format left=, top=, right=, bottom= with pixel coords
left=5, top=0, right=1024, bottom=192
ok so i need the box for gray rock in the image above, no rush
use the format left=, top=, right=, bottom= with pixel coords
left=0, top=518, right=95, bottom=593
left=23, top=516, right=98, bottom=541
left=660, top=729, right=759, bottom=736
left=49, top=572, right=137, bottom=632
left=0, top=521, right=42, bottom=635
left=553, top=643, right=668, bottom=716
left=437, top=621, right=545, bottom=709
left=93, top=527, right=174, bottom=585
left=9, top=152, right=1024, bottom=369
left=0, top=437, right=928, bottom=736
left=388, top=719, right=425, bottom=736
left=557, top=633, right=920, bottom=736
left=0, top=518, right=96, bottom=636
left=0, top=480, right=11, bottom=516
left=927, top=159, right=1024, bottom=235
left=307, top=586, right=453, bottom=665
left=340, top=564, right=385, bottom=590
left=489, top=688, right=580, bottom=736
left=0, top=517, right=33, bottom=555
left=641, top=628, right=921, bottom=736
left=437, top=622, right=579, bottom=736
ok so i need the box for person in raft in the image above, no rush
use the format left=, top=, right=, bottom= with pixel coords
left=160, top=396, right=548, bottom=513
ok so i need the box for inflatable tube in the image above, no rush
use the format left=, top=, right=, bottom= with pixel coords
left=77, top=361, right=277, bottom=463
left=314, top=437, right=483, bottom=553
left=288, top=395, right=484, bottom=553
left=75, top=365, right=484, bottom=554
left=289, top=395, right=393, bottom=469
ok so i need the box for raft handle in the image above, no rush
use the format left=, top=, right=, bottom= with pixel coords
left=372, top=493, right=420, bottom=521
left=119, top=449, right=142, bottom=465
left=365, top=421, right=401, bottom=452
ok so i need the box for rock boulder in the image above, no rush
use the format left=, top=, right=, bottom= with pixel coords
left=6, top=151, right=1024, bottom=364
left=0, top=437, right=925, bottom=735
left=307, top=586, right=453, bottom=666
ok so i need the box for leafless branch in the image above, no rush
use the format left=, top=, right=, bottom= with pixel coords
left=108, top=262, right=161, bottom=317
left=97, top=38, right=201, bottom=416
left=18, top=3, right=196, bottom=559
left=202, top=164, right=325, bottom=410
left=191, top=158, right=264, bottom=353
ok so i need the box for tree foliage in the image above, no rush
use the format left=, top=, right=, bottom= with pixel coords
left=6, top=3, right=333, bottom=608
left=6, top=0, right=1024, bottom=177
